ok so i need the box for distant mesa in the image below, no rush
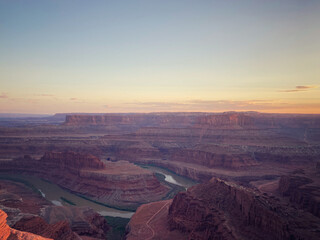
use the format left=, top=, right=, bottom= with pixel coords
left=64, top=112, right=320, bottom=129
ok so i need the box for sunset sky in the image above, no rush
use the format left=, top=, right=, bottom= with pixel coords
left=0, top=0, right=319, bottom=114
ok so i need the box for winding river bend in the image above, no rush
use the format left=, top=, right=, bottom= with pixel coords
left=140, top=164, right=198, bottom=189
left=0, top=165, right=196, bottom=219
left=0, top=174, right=134, bottom=218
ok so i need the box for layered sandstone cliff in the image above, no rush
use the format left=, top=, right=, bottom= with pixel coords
left=0, top=152, right=169, bottom=209
left=0, top=209, right=52, bottom=240
left=168, top=148, right=257, bottom=168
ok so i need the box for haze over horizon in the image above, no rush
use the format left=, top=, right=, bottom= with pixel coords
left=1, top=0, right=319, bottom=114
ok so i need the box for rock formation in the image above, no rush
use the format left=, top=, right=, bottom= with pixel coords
left=40, top=151, right=105, bottom=170
left=0, top=209, right=52, bottom=240
left=64, top=113, right=199, bottom=127
left=168, top=178, right=320, bottom=240
left=12, top=216, right=78, bottom=240
left=0, top=210, right=11, bottom=240
left=168, top=148, right=257, bottom=168
left=127, top=178, right=320, bottom=240
left=64, top=112, right=320, bottom=129
left=195, top=112, right=255, bottom=128
left=41, top=206, right=109, bottom=238
left=0, top=152, right=169, bottom=209
left=279, top=173, right=320, bottom=218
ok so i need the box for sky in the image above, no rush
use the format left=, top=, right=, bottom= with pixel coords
left=0, top=0, right=319, bottom=114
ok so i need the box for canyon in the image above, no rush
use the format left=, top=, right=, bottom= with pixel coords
left=0, top=111, right=319, bottom=239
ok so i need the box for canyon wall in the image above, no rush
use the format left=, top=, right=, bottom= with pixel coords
left=168, top=148, right=257, bottom=168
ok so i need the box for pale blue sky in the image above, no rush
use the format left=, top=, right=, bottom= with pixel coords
left=0, top=0, right=319, bottom=113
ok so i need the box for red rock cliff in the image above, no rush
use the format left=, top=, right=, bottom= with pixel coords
left=64, top=112, right=320, bottom=131
left=0, top=209, right=52, bottom=240
left=12, top=216, right=78, bottom=240
left=168, top=178, right=320, bottom=240
left=64, top=113, right=197, bottom=127
left=0, top=210, right=11, bottom=240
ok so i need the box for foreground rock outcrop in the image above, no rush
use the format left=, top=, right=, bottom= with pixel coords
left=41, top=206, right=109, bottom=238
left=12, top=216, right=78, bottom=240
left=0, top=151, right=169, bottom=209
left=169, top=178, right=320, bottom=240
left=0, top=209, right=52, bottom=240
left=127, top=178, right=320, bottom=240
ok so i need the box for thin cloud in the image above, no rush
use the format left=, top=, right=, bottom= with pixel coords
left=0, top=93, right=8, bottom=99
left=279, top=85, right=317, bottom=93
left=70, top=98, right=77, bottom=101
left=36, top=94, right=55, bottom=97
left=123, top=99, right=285, bottom=111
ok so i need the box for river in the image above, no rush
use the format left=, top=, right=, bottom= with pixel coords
left=0, top=165, right=196, bottom=219
left=137, top=164, right=198, bottom=189
left=0, top=174, right=134, bottom=218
